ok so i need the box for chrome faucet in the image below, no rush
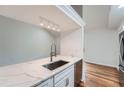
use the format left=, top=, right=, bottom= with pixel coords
left=50, top=43, right=56, bottom=62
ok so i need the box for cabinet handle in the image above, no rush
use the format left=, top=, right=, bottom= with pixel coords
left=65, top=78, right=69, bottom=86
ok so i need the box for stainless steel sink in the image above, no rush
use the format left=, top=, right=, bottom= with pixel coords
left=43, top=60, right=69, bottom=70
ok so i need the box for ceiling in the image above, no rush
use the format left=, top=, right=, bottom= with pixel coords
left=0, top=5, right=80, bottom=32
left=1, top=5, right=123, bottom=31
left=83, top=5, right=124, bottom=31
left=108, top=5, right=124, bottom=30
left=83, top=5, right=110, bottom=31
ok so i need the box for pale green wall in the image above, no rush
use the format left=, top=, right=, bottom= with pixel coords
left=0, top=15, right=56, bottom=66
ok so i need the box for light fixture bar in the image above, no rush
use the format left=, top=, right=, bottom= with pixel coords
left=39, top=16, right=60, bottom=32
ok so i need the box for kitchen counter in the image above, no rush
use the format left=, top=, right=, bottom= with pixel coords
left=0, top=55, right=82, bottom=87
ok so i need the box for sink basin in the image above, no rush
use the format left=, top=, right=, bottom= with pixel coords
left=43, top=60, right=69, bottom=70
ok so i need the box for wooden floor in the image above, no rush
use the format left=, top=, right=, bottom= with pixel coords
left=80, top=62, right=120, bottom=87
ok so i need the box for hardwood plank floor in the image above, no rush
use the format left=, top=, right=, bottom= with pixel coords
left=80, top=62, right=120, bottom=87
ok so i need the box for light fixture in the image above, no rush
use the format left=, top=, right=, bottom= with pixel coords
left=52, top=27, right=55, bottom=30
left=40, top=23, right=44, bottom=26
left=118, top=5, right=124, bottom=8
left=39, top=16, right=60, bottom=32
left=47, top=25, right=50, bottom=29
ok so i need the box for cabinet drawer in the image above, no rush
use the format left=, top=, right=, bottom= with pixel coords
left=36, top=77, right=53, bottom=87
left=55, top=71, right=74, bottom=87
left=54, top=65, right=74, bottom=84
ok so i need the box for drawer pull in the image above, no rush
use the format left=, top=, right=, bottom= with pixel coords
left=65, top=78, right=69, bottom=86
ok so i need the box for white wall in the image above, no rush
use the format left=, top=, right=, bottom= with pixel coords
left=83, top=5, right=119, bottom=68
left=84, top=28, right=119, bottom=67
left=60, top=28, right=83, bottom=58
left=60, top=28, right=84, bottom=81
left=0, top=15, right=55, bottom=67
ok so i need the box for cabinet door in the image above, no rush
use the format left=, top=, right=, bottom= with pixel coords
left=36, top=78, right=53, bottom=87
left=55, top=71, right=74, bottom=87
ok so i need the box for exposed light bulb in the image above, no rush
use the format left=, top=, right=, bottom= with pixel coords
left=52, top=27, right=55, bottom=30
left=40, top=23, right=44, bottom=26
left=39, top=17, right=60, bottom=32
left=47, top=25, right=50, bottom=28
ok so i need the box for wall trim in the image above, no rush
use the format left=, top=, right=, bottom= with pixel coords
left=84, top=58, right=117, bottom=68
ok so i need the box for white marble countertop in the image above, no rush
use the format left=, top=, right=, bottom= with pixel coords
left=0, top=55, right=82, bottom=87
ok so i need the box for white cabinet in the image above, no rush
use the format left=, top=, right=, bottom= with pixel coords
left=36, top=77, right=53, bottom=87
left=55, top=71, right=74, bottom=87
left=36, top=65, right=74, bottom=87
left=54, top=65, right=74, bottom=87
